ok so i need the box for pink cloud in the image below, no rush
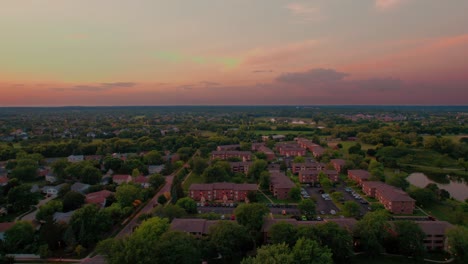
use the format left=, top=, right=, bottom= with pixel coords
left=375, top=0, right=405, bottom=10
left=286, top=3, right=322, bottom=22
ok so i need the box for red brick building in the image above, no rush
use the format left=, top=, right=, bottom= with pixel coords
left=362, top=181, right=415, bottom=214
left=330, top=159, right=346, bottom=173
left=217, top=144, right=240, bottom=151
left=112, top=174, right=132, bottom=185
left=257, top=145, right=276, bottom=160
left=189, top=183, right=257, bottom=202
left=229, top=161, right=252, bottom=174
left=85, top=190, right=113, bottom=208
left=251, top=142, right=266, bottom=151
left=415, top=221, right=453, bottom=251
left=347, top=170, right=371, bottom=186
left=211, top=151, right=252, bottom=161
left=292, top=161, right=326, bottom=174
left=269, top=171, right=296, bottom=200
left=298, top=169, right=339, bottom=184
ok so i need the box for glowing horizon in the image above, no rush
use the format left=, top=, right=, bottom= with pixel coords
left=1, top=0, right=468, bottom=106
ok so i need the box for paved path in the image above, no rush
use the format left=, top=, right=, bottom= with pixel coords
left=16, top=194, right=57, bottom=221
left=115, top=175, right=174, bottom=238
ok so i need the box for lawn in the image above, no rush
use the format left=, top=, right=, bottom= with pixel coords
left=339, top=141, right=376, bottom=152
left=182, top=172, right=203, bottom=191
left=424, top=200, right=468, bottom=225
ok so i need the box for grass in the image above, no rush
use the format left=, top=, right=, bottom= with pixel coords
left=339, top=141, right=376, bottom=152
left=424, top=199, right=468, bottom=226
left=182, top=172, right=203, bottom=191
left=253, top=130, right=315, bottom=135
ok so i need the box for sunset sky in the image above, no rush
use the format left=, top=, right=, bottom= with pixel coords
left=1, top=0, right=468, bottom=106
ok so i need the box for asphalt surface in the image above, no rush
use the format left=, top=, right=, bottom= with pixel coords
left=304, top=186, right=340, bottom=215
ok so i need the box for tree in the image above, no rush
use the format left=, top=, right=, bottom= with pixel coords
left=259, top=171, right=270, bottom=190
left=155, top=231, right=201, bottom=264
left=115, top=184, right=142, bottom=208
left=393, top=221, right=426, bottom=258
left=293, top=156, right=305, bottom=163
left=458, top=158, right=468, bottom=172
left=132, top=168, right=141, bottom=178
left=7, top=185, right=38, bottom=212
left=234, top=203, right=269, bottom=232
left=241, top=243, right=293, bottom=264
left=81, top=165, right=102, bottom=184
left=368, top=160, right=385, bottom=181
left=51, top=159, right=71, bottom=179
left=144, top=150, right=163, bottom=165
left=170, top=175, right=185, bottom=204
left=208, top=221, right=252, bottom=259
left=190, top=157, right=208, bottom=175
left=269, top=221, right=297, bottom=246
left=409, top=187, right=437, bottom=207
left=354, top=210, right=391, bottom=255
left=315, top=222, right=354, bottom=263
left=157, top=195, right=168, bottom=205
left=447, top=225, right=468, bottom=263
left=342, top=201, right=361, bottom=218
left=11, top=161, right=38, bottom=181
left=288, top=187, right=301, bottom=201
left=153, top=204, right=186, bottom=221
left=292, top=238, right=333, bottom=264
left=202, top=164, right=229, bottom=183
left=149, top=174, right=165, bottom=189
left=63, top=191, right=85, bottom=212
left=176, top=197, right=197, bottom=214
left=330, top=191, right=344, bottom=201
left=298, top=199, right=316, bottom=218
left=36, top=200, right=63, bottom=222
left=4, top=221, right=35, bottom=253
left=247, top=160, right=268, bottom=181
left=70, top=204, right=113, bottom=247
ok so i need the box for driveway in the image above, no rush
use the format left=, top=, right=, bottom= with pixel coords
left=18, top=194, right=57, bottom=221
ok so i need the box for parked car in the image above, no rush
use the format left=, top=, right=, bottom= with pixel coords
left=330, top=210, right=336, bottom=215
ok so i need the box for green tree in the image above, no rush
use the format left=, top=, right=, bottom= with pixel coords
left=259, top=171, right=270, bottom=190
left=7, top=185, right=37, bottom=212
left=409, top=187, right=437, bottom=207
left=330, top=191, right=344, bottom=201
left=149, top=173, right=165, bottom=189
left=202, top=163, right=229, bottom=183
left=354, top=210, right=391, bottom=255
left=155, top=231, right=201, bottom=264
left=298, top=199, right=316, bottom=218
left=153, top=204, right=186, bottom=221
left=4, top=221, right=35, bottom=253
left=269, top=221, right=297, bottom=246
left=247, top=160, right=268, bottom=181
left=36, top=200, right=63, bottom=222
left=292, top=238, right=333, bottom=264
left=144, top=150, right=164, bottom=165
left=447, top=225, right=468, bottom=263
left=11, top=161, right=38, bottom=181
left=190, top=157, right=208, bottom=175
left=209, top=221, right=252, bottom=259
left=51, top=158, right=71, bottom=179
left=293, top=156, right=305, bottom=163
left=70, top=204, right=113, bottom=247
left=116, top=184, right=142, bottom=208
left=288, top=187, right=301, bottom=201
left=63, top=191, right=85, bottom=212
left=342, top=201, right=361, bottom=218
left=157, top=195, right=168, bottom=204
left=176, top=197, right=197, bottom=214
left=81, top=165, right=102, bottom=184
left=234, top=203, right=269, bottom=232
left=368, top=160, right=385, bottom=181
left=241, top=243, right=292, bottom=264
left=315, top=222, right=354, bottom=263
left=393, top=221, right=426, bottom=258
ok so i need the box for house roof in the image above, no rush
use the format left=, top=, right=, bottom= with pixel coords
left=113, top=174, right=132, bottom=181
left=414, top=221, right=453, bottom=235
left=0, top=222, right=15, bottom=233
left=71, top=182, right=90, bottom=193
left=348, top=170, right=371, bottom=180
left=189, top=184, right=213, bottom=191
left=170, top=218, right=220, bottom=234
left=53, top=211, right=75, bottom=223
left=211, top=151, right=252, bottom=156
left=134, top=176, right=149, bottom=184
left=331, top=159, right=346, bottom=166
left=189, top=183, right=258, bottom=192
left=85, top=190, right=113, bottom=205
left=269, top=171, right=296, bottom=189
left=0, top=176, right=9, bottom=184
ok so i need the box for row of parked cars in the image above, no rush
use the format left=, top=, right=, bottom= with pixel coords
left=197, top=202, right=238, bottom=207
left=301, top=188, right=310, bottom=198
left=345, top=187, right=369, bottom=204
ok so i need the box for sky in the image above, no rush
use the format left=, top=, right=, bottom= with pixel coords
left=1, top=0, right=468, bottom=106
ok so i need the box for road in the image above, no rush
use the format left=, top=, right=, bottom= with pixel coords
left=17, top=194, right=57, bottom=221
left=115, top=175, right=174, bottom=238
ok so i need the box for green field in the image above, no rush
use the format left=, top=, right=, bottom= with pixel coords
left=182, top=172, right=204, bottom=191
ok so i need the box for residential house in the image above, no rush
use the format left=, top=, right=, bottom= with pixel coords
left=85, top=190, right=113, bottom=208
left=134, top=176, right=150, bottom=188
left=251, top=142, right=266, bottom=151
left=217, top=144, right=241, bottom=151
left=67, top=155, right=84, bottom=163
left=211, top=151, right=252, bottom=161
left=229, top=161, right=252, bottom=174
left=271, top=135, right=286, bottom=141
left=362, top=181, right=415, bottom=214
left=189, top=183, right=257, bottom=202
left=42, top=184, right=67, bottom=196
left=330, top=159, right=346, bottom=173
left=0, top=176, right=9, bottom=187
left=45, top=173, right=57, bottom=184
left=148, top=165, right=165, bottom=175
left=269, top=171, right=296, bottom=200
left=85, top=155, right=103, bottom=162
left=71, top=182, right=90, bottom=194
left=112, top=174, right=132, bottom=185
left=0, top=222, right=15, bottom=240
left=257, top=146, right=276, bottom=160
left=276, top=142, right=306, bottom=157
left=53, top=211, right=75, bottom=224
left=348, top=170, right=371, bottom=186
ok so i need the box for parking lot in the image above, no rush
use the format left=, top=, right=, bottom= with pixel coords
left=336, top=184, right=370, bottom=216
left=197, top=204, right=300, bottom=216
left=304, top=186, right=340, bottom=216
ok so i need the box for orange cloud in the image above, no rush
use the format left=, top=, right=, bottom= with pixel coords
left=375, top=0, right=405, bottom=11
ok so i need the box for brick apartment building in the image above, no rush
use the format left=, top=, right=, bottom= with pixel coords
left=257, top=145, right=276, bottom=160
left=330, top=159, right=346, bottom=173
left=217, top=144, right=241, bottom=151
left=298, top=169, right=339, bottom=184
left=211, top=151, right=252, bottom=161
left=362, top=181, right=415, bottom=214
left=269, top=171, right=296, bottom=200
left=347, top=170, right=371, bottom=186
left=415, top=221, right=453, bottom=251
left=189, top=183, right=257, bottom=202
left=229, top=161, right=252, bottom=174
left=292, top=161, right=326, bottom=174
